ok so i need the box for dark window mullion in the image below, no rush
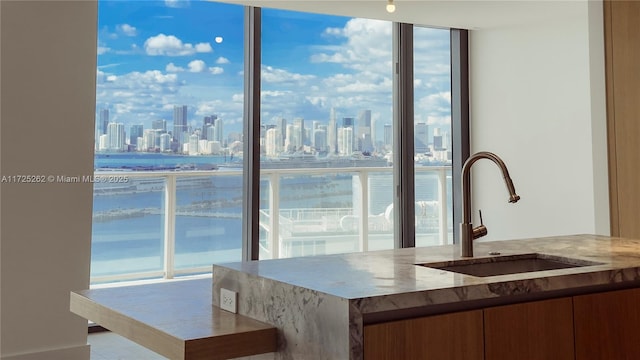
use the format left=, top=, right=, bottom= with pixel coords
left=393, top=22, right=416, bottom=249
left=450, top=29, right=470, bottom=244
left=242, top=6, right=261, bottom=261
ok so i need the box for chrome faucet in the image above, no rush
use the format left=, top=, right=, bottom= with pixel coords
left=461, top=151, right=520, bottom=257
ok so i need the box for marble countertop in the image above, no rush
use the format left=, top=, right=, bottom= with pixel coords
left=212, top=234, right=640, bottom=359
left=214, top=234, right=640, bottom=310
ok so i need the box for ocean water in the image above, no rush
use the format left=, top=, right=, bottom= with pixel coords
left=91, top=153, right=447, bottom=282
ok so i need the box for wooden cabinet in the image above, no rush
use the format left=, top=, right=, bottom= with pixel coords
left=574, top=288, right=640, bottom=359
left=484, top=297, right=574, bottom=360
left=605, top=0, right=640, bottom=237
left=363, top=309, right=484, bottom=360
left=364, top=290, right=640, bottom=359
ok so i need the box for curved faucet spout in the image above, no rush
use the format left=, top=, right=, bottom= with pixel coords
left=461, top=151, right=520, bottom=257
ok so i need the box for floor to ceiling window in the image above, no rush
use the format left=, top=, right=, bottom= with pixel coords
left=92, top=0, right=245, bottom=283
left=258, top=9, right=395, bottom=259
left=91, top=1, right=461, bottom=284
left=413, top=26, right=454, bottom=246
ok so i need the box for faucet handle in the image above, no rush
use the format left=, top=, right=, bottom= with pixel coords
left=472, top=210, right=488, bottom=239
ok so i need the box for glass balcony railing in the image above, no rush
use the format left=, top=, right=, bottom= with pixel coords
left=90, top=166, right=451, bottom=284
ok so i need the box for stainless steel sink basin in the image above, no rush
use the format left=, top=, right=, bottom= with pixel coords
left=418, top=253, right=602, bottom=277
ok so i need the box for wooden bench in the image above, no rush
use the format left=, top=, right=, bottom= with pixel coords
left=70, top=278, right=277, bottom=360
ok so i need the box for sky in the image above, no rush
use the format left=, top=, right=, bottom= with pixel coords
left=96, top=0, right=452, bottom=138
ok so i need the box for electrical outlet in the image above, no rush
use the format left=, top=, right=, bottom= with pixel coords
left=220, top=288, right=237, bottom=313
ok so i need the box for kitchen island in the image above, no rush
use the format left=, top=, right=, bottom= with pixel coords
left=72, top=234, right=640, bottom=359
left=212, top=234, right=640, bottom=359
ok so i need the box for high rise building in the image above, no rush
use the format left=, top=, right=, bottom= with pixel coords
left=284, top=124, right=295, bottom=152
left=198, top=139, right=211, bottom=155
left=143, top=129, right=156, bottom=151
left=384, top=124, right=392, bottom=148
left=107, top=122, right=125, bottom=151
left=159, top=133, right=171, bottom=152
left=203, top=115, right=217, bottom=139
left=277, top=117, right=287, bottom=146
left=99, top=109, right=109, bottom=135
left=415, top=122, right=429, bottom=153
left=358, top=110, right=372, bottom=151
left=342, top=117, right=354, bottom=129
left=130, top=124, right=143, bottom=146
left=98, top=134, right=108, bottom=152
left=265, top=128, right=281, bottom=157
left=338, top=127, right=353, bottom=155
left=293, top=118, right=305, bottom=146
left=210, top=141, right=221, bottom=154
left=371, top=116, right=377, bottom=146
left=188, top=133, right=200, bottom=155
left=152, top=119, right=167, bottom=132
left=328, top=108, right=337, bottom=154
left=314, top=128, right=327, bottom=151
left=433, top=127, right=443, bottom=150
left=341, top=117, right=355, bottom=154
left=360, top=133, right=373, bottom=153
left=206, top=126, right=215, bottom=143
left=214, top=118, right=224, bottom=144
left=311, top=121, right=321, bottom=148
left=173, top=105, right=188, bottom=145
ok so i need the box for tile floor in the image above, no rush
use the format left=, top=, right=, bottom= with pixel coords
left=89, top=331, right=167, bottom=360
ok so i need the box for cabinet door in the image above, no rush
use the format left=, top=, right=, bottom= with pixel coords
left=363, top=310, right=483, bottom=360
left=605, top=0, right=640, bottom=236
left=484, top=297, right=574, bottom=360
left=574, top=288, right=640, bottom=359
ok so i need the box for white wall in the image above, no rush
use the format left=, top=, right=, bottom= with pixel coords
left=469, top=1, right=609, bottom=241
left=1, top=1, right=97, bottom=359
left=0, top=0, right=610, bottom=356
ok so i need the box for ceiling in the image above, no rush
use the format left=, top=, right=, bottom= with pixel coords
left=214, top=0, right=588, bottom=30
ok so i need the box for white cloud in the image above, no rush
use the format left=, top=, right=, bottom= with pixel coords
left=262, top=90, right=291, bottom=98
left=324, top=27, right=343, bottom=37
left=188, top=60, right=207, bottom=73
left=262, top=65, right=315, bottom=84
left=97, top=46, right=110, bottom=55
left=95, top=15, right=450, bottom=136
left=96, top=70, right=106, bottom=83
left=306, top=96, right=328, bottom=107
left=165, top=0, right=189, bottom=8
left=310, top=51, right=349, bottom=64
left=144, top=34, right=212, bottom=56
left=195, top=43, right=213, bottom=53
left=166, top=62, right=184, bottom=72
left=209, top=67, right=224, bottom=75
left=96, top=70, right=183, bottom=125
left=416, top=91, right=452, bottom=121
left=113, top=91, right=136, bottom=98
left=196, top=100, right=222, bottom=115
left=311, top=18, right=392, bottom=74
left=117, top=24, right=137, bottom=37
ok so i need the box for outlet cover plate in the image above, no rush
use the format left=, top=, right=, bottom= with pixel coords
left=220, top=288, right=237, bottom=313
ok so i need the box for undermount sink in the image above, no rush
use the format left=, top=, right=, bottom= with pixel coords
left=418, top=253, right=602, bottom=277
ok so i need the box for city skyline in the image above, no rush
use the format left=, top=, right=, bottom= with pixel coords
left=95, top=0, right=452, bottom=142
left=95, top=105, right=451, bottom=164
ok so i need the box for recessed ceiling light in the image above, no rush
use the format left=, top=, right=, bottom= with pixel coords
left=386, top=0, right=396, bottom=13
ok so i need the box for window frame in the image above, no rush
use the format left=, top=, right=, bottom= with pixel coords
left=90, top=3, right=470, bottom=280
left=241, top=8, right=469, bottom=260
